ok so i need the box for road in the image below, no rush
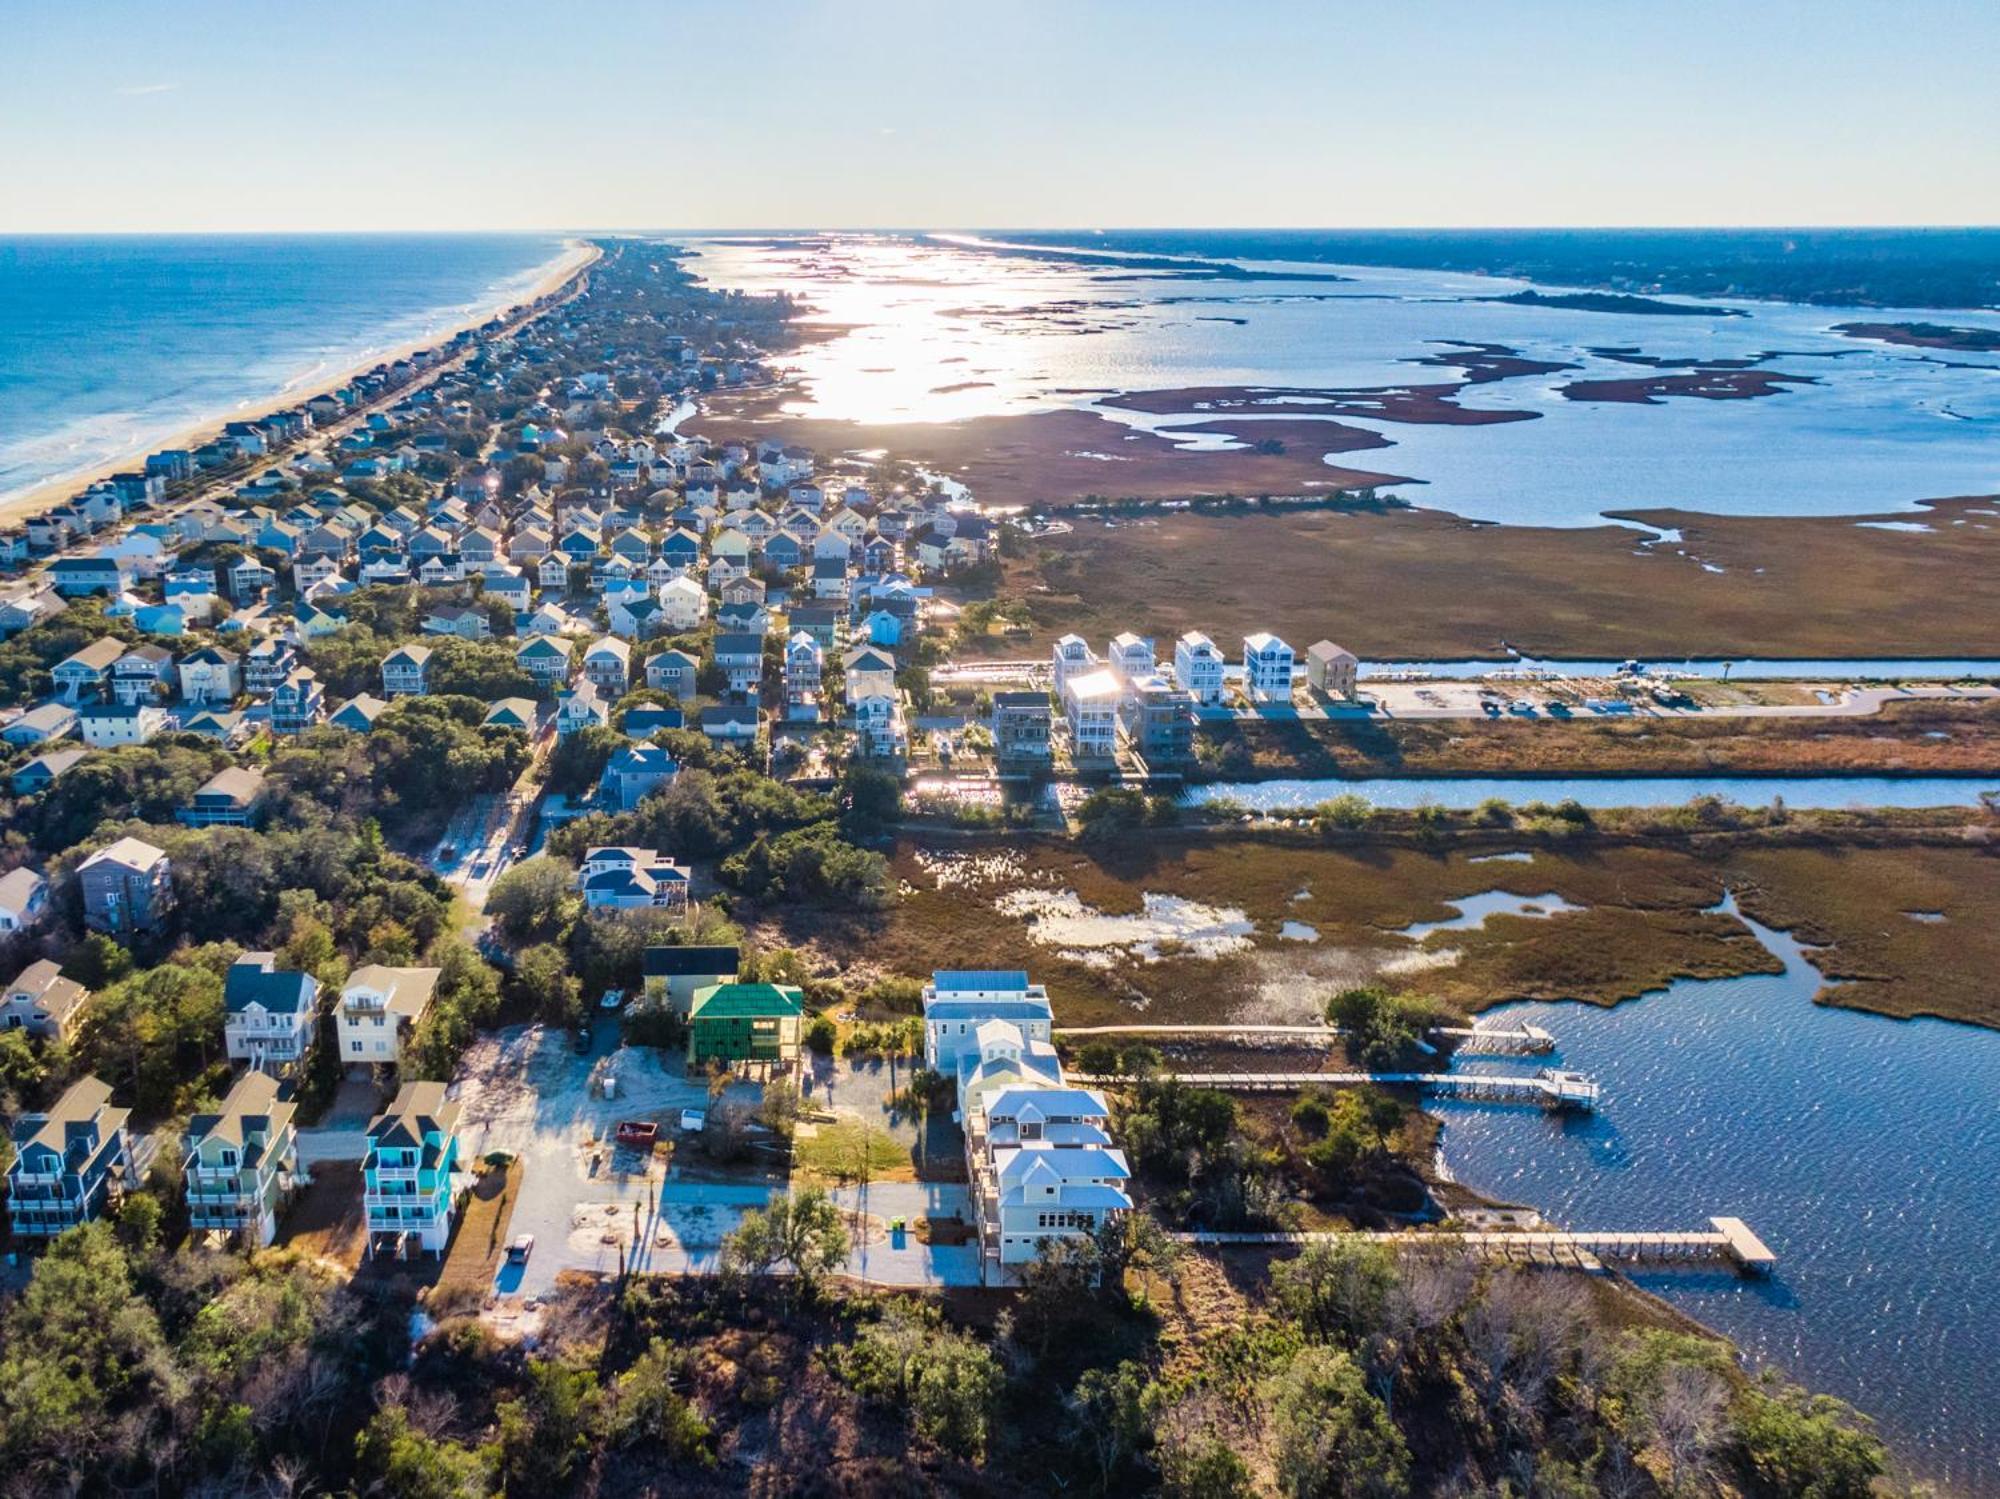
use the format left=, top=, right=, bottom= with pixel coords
left=432, top=726, right=555, bottom=928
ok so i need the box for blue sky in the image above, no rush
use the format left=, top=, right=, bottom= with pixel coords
left=4, top=0, right=1995, bottom=231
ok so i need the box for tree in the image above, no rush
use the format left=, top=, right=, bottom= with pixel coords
left=1271, top=1238, right=1400, bottom=1348
left=486, top=855, right=575, bottom=942
left=910, top=1328, right=1003, bottom=1461
left=1264, top=1344, right=1410, bottom=1499
left=353, top=1407, right=492, bottom=1499
left=512, top=942, right=581, bottom=1026
left=608, top=1339, right=713, bottom=1463
left=840, top=762, right=903, bottom=834
left=1302, top=1089, right=1404, bottom=1186
left=0, top=1222, right=173, bottom=1477
left=1069, top=1360, right=1152, bottom=1489
left=1733, top=1387, right=1883, bottom=1499
left=720, top=1186, right=849, bottom=1302
left=496, top=1354, right=604, bottom=1492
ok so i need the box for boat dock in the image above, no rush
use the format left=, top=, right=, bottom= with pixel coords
left=1054, top=1023, right=1341, bottom=1041
left=1051, top=1021, right=1557, bottom=1056
left=1072, top=1066, right=1601, bottom=1112
left=1178, top=1216, right=1777, bottom=1277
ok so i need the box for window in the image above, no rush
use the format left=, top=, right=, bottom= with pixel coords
left=350, top=1040, right=362, bottom=1054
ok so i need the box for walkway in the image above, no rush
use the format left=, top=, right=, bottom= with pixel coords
left=1178, top=1216, right=1777, bottom=1277
left=1072, top=1067, right=1601, bottom=1111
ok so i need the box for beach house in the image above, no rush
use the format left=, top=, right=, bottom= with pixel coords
left=922, top=970, right=1054, bottom=1069
left=5, top=1076, right=134, bottom=1239
left=78, top=836, right=174, bottom=935
left=1242, top=632, right=1295, bottom=703
left=182, top=1070, right=298, bottom=1247
left=338, top=965, right=439, bottom=1071
left=363, top=1081, right=463, bottom=1258
left=2, top=959, right=90, bottom=1041
left=222, top=951, right=319, bottom=1074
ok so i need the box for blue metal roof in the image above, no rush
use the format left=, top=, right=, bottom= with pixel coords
left=931, top=970, right=1030, bottom=992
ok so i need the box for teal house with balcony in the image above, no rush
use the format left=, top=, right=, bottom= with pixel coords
left=363, top=1080, right=463, bottom=1259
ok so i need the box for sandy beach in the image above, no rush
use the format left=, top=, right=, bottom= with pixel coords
left=0, top=237, right=600, bottom=528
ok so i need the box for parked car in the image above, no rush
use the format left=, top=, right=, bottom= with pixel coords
left=506, top=1233, right=535, bottom=1264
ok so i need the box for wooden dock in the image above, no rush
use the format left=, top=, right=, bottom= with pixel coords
left=1178, top=1215, right=1776, bottom=1277
left=1072, top=1066, right=1601, bottom=1112
left=1051, top=1021, right=1559, bottom=1057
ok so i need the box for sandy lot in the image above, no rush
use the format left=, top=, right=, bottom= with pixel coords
left=453, top=1025, right=983, bottom=1300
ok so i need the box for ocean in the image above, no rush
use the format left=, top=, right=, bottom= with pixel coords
left=0, top=233, right=571, bottom=505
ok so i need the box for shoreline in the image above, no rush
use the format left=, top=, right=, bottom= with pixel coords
left=0, top=237, right=601, bottom=527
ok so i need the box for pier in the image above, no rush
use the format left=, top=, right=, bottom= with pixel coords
left=1177, top=1216, right=1777, bottom=1277
left=1052, top=1021, right=1557, bottom=1056
left=1072, top=1066, right=1601, bottom=1112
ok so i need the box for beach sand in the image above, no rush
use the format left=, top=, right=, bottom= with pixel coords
left=0, top=238, right=600, bottom=528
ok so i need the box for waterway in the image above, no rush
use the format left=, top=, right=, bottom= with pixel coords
left=1184, top=774, right=2000, bottom=813
left=1434, top=904, right=2000, bottom=1493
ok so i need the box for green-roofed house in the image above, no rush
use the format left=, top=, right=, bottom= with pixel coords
left=687, top=982, right=804, bottom=1068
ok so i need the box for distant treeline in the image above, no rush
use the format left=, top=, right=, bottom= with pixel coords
left=985, top=227, right=2000, bottom=309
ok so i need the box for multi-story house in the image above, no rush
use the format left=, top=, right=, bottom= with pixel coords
left=2, top=959, right=90, bottom=1040
left=990, top=691, right=1053, bottom=775
left=578, top=845, right=690, bottom=911
left=1106, top=632, right=1154, bottom=685
left=1060, top=667, right=1121, bottom=765
left=596, top=746, right=679, bottom=811
left=269, top=666, right=326, bottom=733
left=178, top=645, right=242, bottom=704
left=78, top=836, right=173, bottom=934
left=337, top=965, right=439, bottom=1071
left=179, top=765, right=266, bottom=827
left=5, top=1076, right=133, bottom=1239
left=51, top=637, right=124, bottom=702
left=222, top=950, right=318, bottom=1073
left=582, top=637, right=631, bottom=693
left=555, top=678, right=609, bottom=736
left=687, top=982, right=804, bottom=1068
left=1242, top=632, right=1296, bottom=703
left=0, top=866, right=50, bottom=934
left=1118, top=674, right=1195, bottom=768
left=660, top=576, right=708, bottom=631
left=182, top=1070, right=298, bottom=1247
left=1173, top=631, right=1228, bottom=707
left=243, top=636, right=297, bottom=695
left=645, top=648, right=699, bottom=700
left=922, top=970, right=1054, bottom=1069
left=951, top=1015, right=1130, bottom=1276
left=783, top=631, right=822, bottom=719
left=111, top=644, right=176, bottom=705
left=79, top=701, right=168, bottom=747
left=380, top=643, right=433, bottom=696
left=514, top=633, right=572, bottom=691
left=363, top=1080, right=463, bottom=1258
left=1306, top=640, right=1361, bottom=699
left=1051, top=634, right=1095, bottom=697
left=640, top=944, right=741, bottom=1014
